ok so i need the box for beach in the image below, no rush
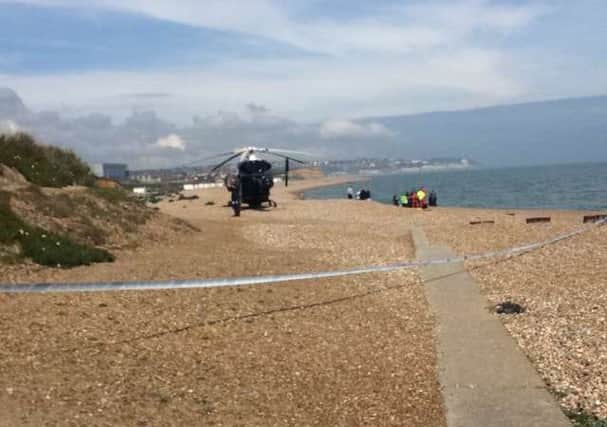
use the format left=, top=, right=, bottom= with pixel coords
left=0, top=178, right=442, bottom=426
left=1, top=177, right=606, bottom=424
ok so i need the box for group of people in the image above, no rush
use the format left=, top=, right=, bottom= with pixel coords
left=393, top=188, right=437, bottom=209
left=347, top=187, right=372, bottom=200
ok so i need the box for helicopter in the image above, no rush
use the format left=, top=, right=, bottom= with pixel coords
left=209, top=147, right=307, bottom=216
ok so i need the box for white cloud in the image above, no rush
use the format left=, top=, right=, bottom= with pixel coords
left=0, top=119, right=19, bottom=134
left=320, top=119, right=395, bottom=139
left=1, top=47, right=525, bottom=124
left=36, top=0, right=545, bottom=55
left=0, top=0, right=561, bottom=122
left=156, top=133, right=185, bottom=150
left=0, top=0, right=549, bottom=56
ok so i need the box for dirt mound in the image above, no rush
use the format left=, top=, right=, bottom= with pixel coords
left=0, top=164, right=28, bottom=192
left=0, top=135, right=194, bottom=267
left=0, top=182, right=192, bottom=267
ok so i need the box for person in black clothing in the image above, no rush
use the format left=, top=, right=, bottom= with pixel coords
left=226, top=175, right=241, bottom=216
left=429, top=190, right=437, bottom=207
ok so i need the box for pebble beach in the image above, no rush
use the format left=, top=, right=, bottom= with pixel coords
left=1, top=177, right=605, bottom=424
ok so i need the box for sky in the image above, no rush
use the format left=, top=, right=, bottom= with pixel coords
left=1, top=0, right=607, bottom=167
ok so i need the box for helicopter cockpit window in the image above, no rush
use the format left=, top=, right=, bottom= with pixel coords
left=239, top=160, right=272, bottom=174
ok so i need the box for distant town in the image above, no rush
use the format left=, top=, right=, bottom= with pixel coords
left=95, top=157, right=475, bottom=194
left=98, top=157, right=474, bottom=181
left=311, top=157, right=475, bottom=175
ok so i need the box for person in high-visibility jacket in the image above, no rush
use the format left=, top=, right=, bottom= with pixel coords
left=400, top=193, right=408, bottom=207
left=417, top=188, right=427, bottom=209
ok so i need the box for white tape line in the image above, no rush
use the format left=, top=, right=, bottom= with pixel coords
left=1, top=218, right=604, bottom=294
left=0, top=262, right=420, bottom=294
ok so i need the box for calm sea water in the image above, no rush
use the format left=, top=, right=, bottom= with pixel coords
left=304, top=162, right=607, bottom=211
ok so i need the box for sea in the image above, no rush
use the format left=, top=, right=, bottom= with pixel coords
left=303, top=162, right=607, bottom=211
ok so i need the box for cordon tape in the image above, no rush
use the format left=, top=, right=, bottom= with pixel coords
left=0, top=218, right=604, bottom=294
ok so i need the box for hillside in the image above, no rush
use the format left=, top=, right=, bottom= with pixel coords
left=365, top=95, right=607, bottom=166
left=0, top=133, right=190, bottom=268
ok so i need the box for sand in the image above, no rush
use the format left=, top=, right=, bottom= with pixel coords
left=0, top=179, right=444, bottom=426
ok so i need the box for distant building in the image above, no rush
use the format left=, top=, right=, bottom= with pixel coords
left=133, top=187, right=147, bottom=194
left=131, top=173, right=161, bottom=184
left=102, top=163, right=128, bottom=180
left=91, top=163, right=103, bottom=177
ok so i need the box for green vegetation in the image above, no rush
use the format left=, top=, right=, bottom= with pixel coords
left=0, top=133, right=96, bottom=188
left=89, top=187, right=130, bottom=203
left=568, top=411, right=607, bottom=427
left=0, top=191, right=114, bottom=267
left=0, top=133, right=156, bottom=267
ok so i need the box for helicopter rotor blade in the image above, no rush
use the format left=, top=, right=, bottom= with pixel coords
left=177, top=152, right=237, bottom=169
left=265, top=151, right=307, bottom=164
left=265, top=148, right=312, bottom=157
left=210, top=152, right=243, bottom=173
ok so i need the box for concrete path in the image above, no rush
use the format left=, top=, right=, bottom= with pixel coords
left=411, top=226, right=571, bottom=427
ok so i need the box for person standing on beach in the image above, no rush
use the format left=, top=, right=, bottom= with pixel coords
left=429, top=190, right=437, bottom=207
left=417, top=188, right=427, bottom=209
left=226, top=174, right=241, bottom=216
left=400, top=192, right=408, bottom=207
left=347, top=187, right=353, bottom=199
left=410, top=191, right=418, bottom=208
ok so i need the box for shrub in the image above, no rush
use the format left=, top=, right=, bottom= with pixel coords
left=568, top=411, right=607, bottom=427
left=0, top=133, right=96, bottom=187
left=89, top=187, right=129, bottom=203
left=0, top=192, right=21, bottom=244
left=20, top=229, right=115, bottom=267
left=0, top=191, right=114, bottom=267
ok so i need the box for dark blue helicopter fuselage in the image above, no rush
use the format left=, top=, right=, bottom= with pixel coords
left=237, top=160, right=274, bottom=207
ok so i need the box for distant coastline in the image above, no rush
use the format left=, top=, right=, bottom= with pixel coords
left=352, top=164, right=475, bottom=176
left=317, top=157, right=475, bottom=176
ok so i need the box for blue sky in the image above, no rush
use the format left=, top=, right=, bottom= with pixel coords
left=0, top=3, right=309, bottom=74
left=1, top=0, right=607, bottom=123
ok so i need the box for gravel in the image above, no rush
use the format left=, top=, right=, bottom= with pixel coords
left=4, top=177, right=602, bottom=423
left=415, top=206, right=607, bottom=420
left=0, top=182, right=445, bottom=426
